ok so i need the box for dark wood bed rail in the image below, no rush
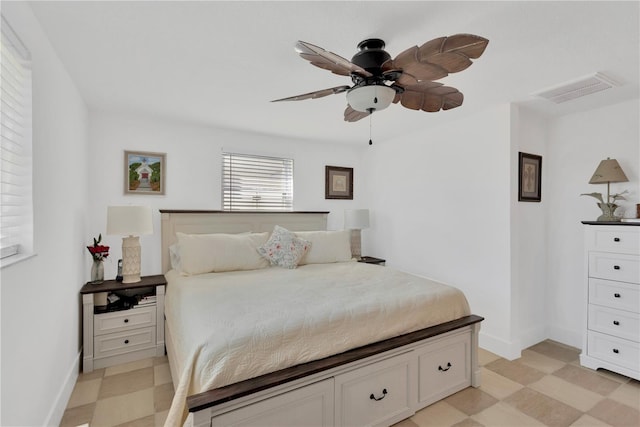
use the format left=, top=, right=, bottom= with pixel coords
left=187, top=314, right=484, bottom=413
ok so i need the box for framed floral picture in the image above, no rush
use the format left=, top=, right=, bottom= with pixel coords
left=518, top=152, right=541, bottom=202
left=325, top=165, right=353, bottom=200
left=125, top=150, right=166, bottom=195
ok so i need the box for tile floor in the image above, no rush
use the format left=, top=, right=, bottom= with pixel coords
left=61, top=340, right=639, bottom=427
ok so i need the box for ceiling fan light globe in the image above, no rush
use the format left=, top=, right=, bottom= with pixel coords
left=346, top=85, right=396, bottom=113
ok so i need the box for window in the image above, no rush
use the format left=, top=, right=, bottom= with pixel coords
left=1, top=16, right=33, bottom=265
left=222, top=152, right=293, bottom=211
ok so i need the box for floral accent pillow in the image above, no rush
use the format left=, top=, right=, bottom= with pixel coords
left=257, top=225, right=312, bottom=269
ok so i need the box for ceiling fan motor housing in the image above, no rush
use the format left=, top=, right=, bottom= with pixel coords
left=351, top=39, right=391, bottom=76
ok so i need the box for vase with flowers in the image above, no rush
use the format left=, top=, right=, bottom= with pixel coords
left=580, top=190, right=629, bottom=222
left=87, top=234, right=109, bottom=284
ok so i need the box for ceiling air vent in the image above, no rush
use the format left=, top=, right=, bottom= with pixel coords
left=533, top=72, right=619, bottom=104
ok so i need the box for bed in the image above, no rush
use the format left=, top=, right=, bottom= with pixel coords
left=160, top=210, right=483, bottom=427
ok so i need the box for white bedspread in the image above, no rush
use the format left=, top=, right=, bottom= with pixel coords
left=163, top=262, right=470, bottom=426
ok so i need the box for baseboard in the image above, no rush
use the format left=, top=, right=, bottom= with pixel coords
left=44, top=351, right=80, bottom=426
left=479, top=331, right=522, bottom=361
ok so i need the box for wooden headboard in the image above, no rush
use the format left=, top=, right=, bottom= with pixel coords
left=160, top=210, right=329, bottom=273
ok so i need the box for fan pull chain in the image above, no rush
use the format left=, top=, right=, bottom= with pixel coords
left=368, top=109, right=374, bottom=146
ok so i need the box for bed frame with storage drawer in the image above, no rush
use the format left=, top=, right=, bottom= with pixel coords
left=160, top=210, right=483, bottom=427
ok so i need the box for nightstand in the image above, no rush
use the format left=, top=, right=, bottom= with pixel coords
left=358, top=256, right=386, bottom=266
left=80, top=274, right=166, bottom=372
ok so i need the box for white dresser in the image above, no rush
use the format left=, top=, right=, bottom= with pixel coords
left=581, top=223, right=640, bottom=380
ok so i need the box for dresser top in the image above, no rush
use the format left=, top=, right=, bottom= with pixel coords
left=581, top=221, right=640, bottom=226
left=80, top=274, right=166, bottom=294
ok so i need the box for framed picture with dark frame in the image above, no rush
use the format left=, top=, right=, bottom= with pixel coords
left=325, top=166, right=353, bottom=200
left=518, top=152, right=542, bottom=202
left=125, top=150, right=166, bottom=195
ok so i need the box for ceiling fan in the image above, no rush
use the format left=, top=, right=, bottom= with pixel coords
left=272, top=35, right=489, bottom=122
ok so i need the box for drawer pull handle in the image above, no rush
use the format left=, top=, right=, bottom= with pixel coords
left=613, top=348, right=619, bottom=354
left=124, top=339, right=129, bottom=344
left=614, top=293, right=621, bottom=298
left=369, top=388, right=387, bottom=401
left=124, top=319, right=129, bottom=323
left=613, top=265, right=621, bottom=270
left=438, top=362, right=452, bottom=372
left=613, top=320, right=620, bottom=326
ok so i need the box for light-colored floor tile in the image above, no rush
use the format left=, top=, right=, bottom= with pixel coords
left=99, top=367, right=154, bottom=399
left=392, top=418, right=420, bottom=427
left=154, top=382, right=175, bottom=412
left=411, top=400, right=468, bottom=427
left=588, top=398, right=640, bottom=427
left=519, top=349, right=567, bottom=374
left=104, top=358, right=154, bottom=377
left=67, top=378, right=101, bottom=408
left=529, top=374, right=603, bottom=412
left=484, top=358, right=546, bottom=385
left=445, top=387, right=499, bottom=416
left=479, top=367, right=523, bottom=400
left=78, top=368, right=105, bottom=382
left=554, top=364, right=621, bottom=396
left=472, top=402, right=545, bottom=427
left=92, top=388, right=155, bottom=426
left=114, top=414, right=156, bottom=427
left=527, top=340, right=580, bottom=363
left=59, top=403, right=95, bottom=427
left=451, top=418, right=483, bottom=427
left=154, top=362, right=172, bottom=386
left=570, top=414, right=613, bottom=426
left=504, top=387, right=582, bottom=427
left=155, top=410, right=169, bottom=427
left=478, top=348, right=501, bottom=366
left=608, top=381, right=640, bottom=409
left=153, top=355, right=169, bottom=366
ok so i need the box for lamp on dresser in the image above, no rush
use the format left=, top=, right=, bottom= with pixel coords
left=106, top=206, right=153, bottom=283
left=345, top=209, right=369, bottom=260
left=582, top=158, right=629, bottom=222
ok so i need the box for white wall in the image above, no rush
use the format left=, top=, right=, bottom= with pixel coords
left=363, top=104, right=517, bottom=357
left=0, top=3, right=89, bottom=425
left=88, top=112, right=368, bottom=280
left=546, top=99, right=639, bottom=347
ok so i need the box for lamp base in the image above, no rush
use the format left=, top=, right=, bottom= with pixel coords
left=350, top=229, right=362, bottom=260
left=121, top=235, right=142, bottom=284
left=597, top=203, right=621, bottom=222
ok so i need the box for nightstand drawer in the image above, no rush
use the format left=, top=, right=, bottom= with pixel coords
left=94, top=305, right=156, bottom=336
left=588, top=305, right=640, bottom=342
left=94, top=327, right=157, bottom=359
left=587, top=228, right=640, bottom=254
left=587, top=331, right=640, bottom=372
left=335, top=352, right=413, bottom=427
left=589, top=279, right=640, bottom=313
left=588, top=253, right=640, bottom=284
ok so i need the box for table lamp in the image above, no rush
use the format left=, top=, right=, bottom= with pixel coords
left=106, top=206, right=153, bottom=283
left=586, top=158, right=629, bottom=221
left=345, top=209, right=370, bottom=260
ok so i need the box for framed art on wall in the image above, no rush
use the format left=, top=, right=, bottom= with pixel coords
left=325, top=166, right=353, bottom=200
left=125, top=150, right=166, bottom=195
left=518, top=152, right=542, bottom=202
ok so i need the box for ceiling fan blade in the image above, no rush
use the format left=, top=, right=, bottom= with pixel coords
left=296, top=41, right=372, bottom=78
left=344, top=105, right=370, bottom=122
left=397, top=84, right=464, bottom=112
left=271, top=85, right=350, bottom=102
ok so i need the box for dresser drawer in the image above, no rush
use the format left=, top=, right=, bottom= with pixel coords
left=335, top=352, right=414, bottom=427
left=588, top=305, right=640, bottom=342
left=587, top=227, right=640, bottom=254
left=94, top=305, right=156, bottom=336
left=588, top=253, right=640, bottom=284
left=589, top=279, right=640, bottom=313
left=587, top=331, right=640, bottom=372
left=416, top=332, right=471, bottom=407
left=94, top=327, right=157, bottom=359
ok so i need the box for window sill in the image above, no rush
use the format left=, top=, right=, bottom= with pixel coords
left=0, top=252, right=37, bottom=269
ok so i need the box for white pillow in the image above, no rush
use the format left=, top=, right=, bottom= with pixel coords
left=295, top=230, right=352, bottom=265
left=176, top=232, right=270, bottom=275
left=257, top=225, right=311, bottom=269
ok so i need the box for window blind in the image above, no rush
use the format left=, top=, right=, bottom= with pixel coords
left=1, top=16, right=33, bottom=261
left=222, top=152, right=293, bottom=211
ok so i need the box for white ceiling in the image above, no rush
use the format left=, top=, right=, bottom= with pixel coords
left=28, top=1, right=640, bottom=145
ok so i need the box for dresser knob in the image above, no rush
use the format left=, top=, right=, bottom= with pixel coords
left=614, top=293, right=621, bottom=298
left=124, top=339, right=129, bottom=344
left=613, top=348, right=619, bottom=354
left=614, top=237, right=620, bottom=242
left=613, top=265, right=621, bottom=270
left=124, top=319, right=129, bottom=323
left=613, top=320, right=620, bottom=326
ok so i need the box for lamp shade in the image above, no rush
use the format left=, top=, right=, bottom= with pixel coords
left=346, top=85, right=395, bottom=113
left=106, top=206, right=153, bottom=236
left=345, top=209, right=370, bottom=230
left=589, top=158, right=628, bottom=184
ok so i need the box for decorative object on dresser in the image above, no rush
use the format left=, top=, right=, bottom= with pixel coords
left=124, top=150, right=166, bottom=195
left=580, top=222, right=639, bottom=380
left=581, top=157, right=629, bottom=222
left=106, top=206, right=153, bottom=284
left=518, top=152, right=542, bottom=202
left=80, top=274, right=166, bottom=372
left=345, top=208, right=369, bottom=260
left=325, top=165, right=353, bottom=199
left=86, top=234, right=109, bottom=284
